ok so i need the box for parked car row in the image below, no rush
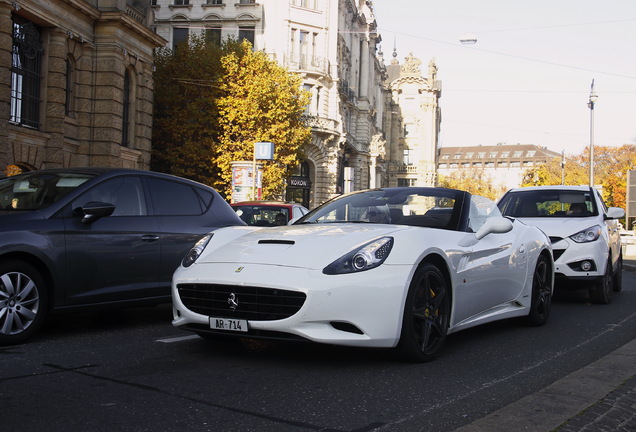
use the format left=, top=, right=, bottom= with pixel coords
left=0, top=170, right=625, bottom=362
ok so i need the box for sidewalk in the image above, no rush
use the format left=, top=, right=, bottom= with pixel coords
left=452, top=255, right=636, bottom=432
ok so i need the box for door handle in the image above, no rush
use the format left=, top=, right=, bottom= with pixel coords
left=141, top=235, right=160, bottom=242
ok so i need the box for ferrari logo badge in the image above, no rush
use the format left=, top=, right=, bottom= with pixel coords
left=235, top=266, right=244, bottom=273
left=228, top=293, right=239, bottom=310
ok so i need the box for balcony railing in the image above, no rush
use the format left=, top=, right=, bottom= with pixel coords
left=284, top=55, right=329, bottom=75
left=302, top=115, right=339, bottom=133
left=389, top=165, right=419, bottom=174
left=125, top=3, right=145, bottom=23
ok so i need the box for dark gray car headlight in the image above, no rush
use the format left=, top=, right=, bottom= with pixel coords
left=569, top=225, right=601, bottom=243
left=323, top=237, right=394, bottom=275
left=182, top=234, right=213, bottom=267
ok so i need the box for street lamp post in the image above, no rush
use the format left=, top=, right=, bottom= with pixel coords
left=588, top=79, right=598, bottom=187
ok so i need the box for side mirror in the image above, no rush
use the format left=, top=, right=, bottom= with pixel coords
left=475, top=217, right=513, bottom=240
left=75, top=201, right=115, bottom=224
left=606, top=207, right=625, bottom=220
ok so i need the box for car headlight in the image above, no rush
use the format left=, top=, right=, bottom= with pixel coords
left=569, top=225, right=602, bottom=243
left=323, top=237, right=394, bottom=275
left=182, top=234, right=213, bottom=267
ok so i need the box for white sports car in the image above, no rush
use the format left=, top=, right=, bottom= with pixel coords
left=172, top=187, right=554, bottom=362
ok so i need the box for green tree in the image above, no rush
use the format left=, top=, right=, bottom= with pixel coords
left=152, top=37, right=311, bottom=200
left=152, top=35, right=225, bottom=185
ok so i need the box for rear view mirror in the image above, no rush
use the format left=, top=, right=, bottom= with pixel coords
left=475, top=217, right=513, bottom=240
left=606, top=207, right=625, bottom=220
left=75, top=201, right=115, bottom=224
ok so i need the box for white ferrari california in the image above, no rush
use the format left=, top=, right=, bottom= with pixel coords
left=172, top=187, right=554, bottom=362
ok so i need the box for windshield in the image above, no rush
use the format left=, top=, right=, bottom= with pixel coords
left=0, top=172, right=95, bottom=211
left=296, top=188, right=463, bottom=230
left=233, top=205, right=290, bottom=226
left=498, top=189, right=598, bottom=218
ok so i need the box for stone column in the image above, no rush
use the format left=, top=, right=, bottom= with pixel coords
left=0, top=1, right=13, bottom=174
left=358, top=39, right=369, bottom=99
left=43, top=27, right=68, bottom=168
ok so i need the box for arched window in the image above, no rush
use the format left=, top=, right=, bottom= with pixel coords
left=122, top=70, right=131, bottom=147
left=10, top=16, right=43, bottom=128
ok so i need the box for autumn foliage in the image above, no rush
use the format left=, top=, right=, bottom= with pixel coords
left=438, top=170, right=504, bottom=201
left=152, top=37, right=311, bottom=200
left=521, top=145, right=636, bottom=210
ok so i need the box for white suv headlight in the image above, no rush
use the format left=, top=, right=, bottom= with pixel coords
left=323, top=237, right=394, bottom=275
left=569, top=225, right=601, bottom=243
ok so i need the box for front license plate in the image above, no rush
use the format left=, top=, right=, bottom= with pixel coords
left=210, top=317, right=248, bottom=332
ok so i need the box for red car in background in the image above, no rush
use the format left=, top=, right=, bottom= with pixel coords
left=231, top=201, right=309, bottom=226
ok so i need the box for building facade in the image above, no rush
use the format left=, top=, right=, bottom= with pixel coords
left=384, top=50, right=441, bottom=188
left=0, top=0, right=165, bottom=176
left=437, top=144, right=562, bottom=192
left=2, top=0, right=444, bottom=208
left=152, top=0, right=389, bottom=208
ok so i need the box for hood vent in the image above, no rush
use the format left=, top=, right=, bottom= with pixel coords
left=258, top=239, right=295, bottom=245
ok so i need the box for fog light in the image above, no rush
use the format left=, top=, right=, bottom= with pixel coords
left=581, top=261, right=592, bottom=271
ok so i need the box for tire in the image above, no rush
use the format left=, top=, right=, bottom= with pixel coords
left=396, top=263, right=450, bottom=363
left=526, top=255, right=552, bottom=326
left=0, top=260, right=48, bottom=345
left=589, top=258, right=613, bottom=304
left=613, top=253, right=623, bottom=292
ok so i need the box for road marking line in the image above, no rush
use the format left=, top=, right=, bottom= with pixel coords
left=156, top=335, right=200, bottom=343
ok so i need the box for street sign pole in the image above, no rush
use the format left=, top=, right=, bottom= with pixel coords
left=252, top=142, right=275, bottom=200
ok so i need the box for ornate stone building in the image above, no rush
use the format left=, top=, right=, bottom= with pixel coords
left=384, top=50, right=442, bottom=187
left=152, top=0, right=387, bottom=208
left=2, top=0, right=444, bottom=208
left=0, top=0, right=165, bottom=176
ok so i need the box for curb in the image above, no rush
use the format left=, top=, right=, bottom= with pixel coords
left=451, top=338, right=636, bottom=432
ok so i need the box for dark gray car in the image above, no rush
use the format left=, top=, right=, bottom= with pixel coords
left=0, top=168, right=244, bottom=344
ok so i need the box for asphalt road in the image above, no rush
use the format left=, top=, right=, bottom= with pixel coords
left=2, top=272, right=635, bottom=432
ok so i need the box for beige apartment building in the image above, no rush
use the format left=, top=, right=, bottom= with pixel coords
left=437, top=144, right=562, bottom=192
left=0, top=0, right=165, bottom=176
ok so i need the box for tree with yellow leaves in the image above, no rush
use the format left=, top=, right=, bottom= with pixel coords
left=521, top=145, right=636, bottom=210
left=152, top=37, right=311, bottom=200
left=520, top=155, right=587, bottom=187
left=438, top=170, right=504, bottom=201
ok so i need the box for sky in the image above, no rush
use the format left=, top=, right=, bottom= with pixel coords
left=372, top=0, right=636, bottom=156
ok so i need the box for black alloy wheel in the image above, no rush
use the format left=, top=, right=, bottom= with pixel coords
left=0, top=260, right=48, bottom=345
left=526, top=255, right=552, bottom=326
left=397, top=262, right=450, bottom=363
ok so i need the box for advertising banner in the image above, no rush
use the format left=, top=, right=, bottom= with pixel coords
left=231, top=161, right=262, bottom=203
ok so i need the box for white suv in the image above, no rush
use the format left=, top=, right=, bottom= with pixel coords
left=498, top=186, right=624, bottom=304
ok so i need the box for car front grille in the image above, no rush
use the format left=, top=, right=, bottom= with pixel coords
left=177, top=284, right=306, bottom=321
